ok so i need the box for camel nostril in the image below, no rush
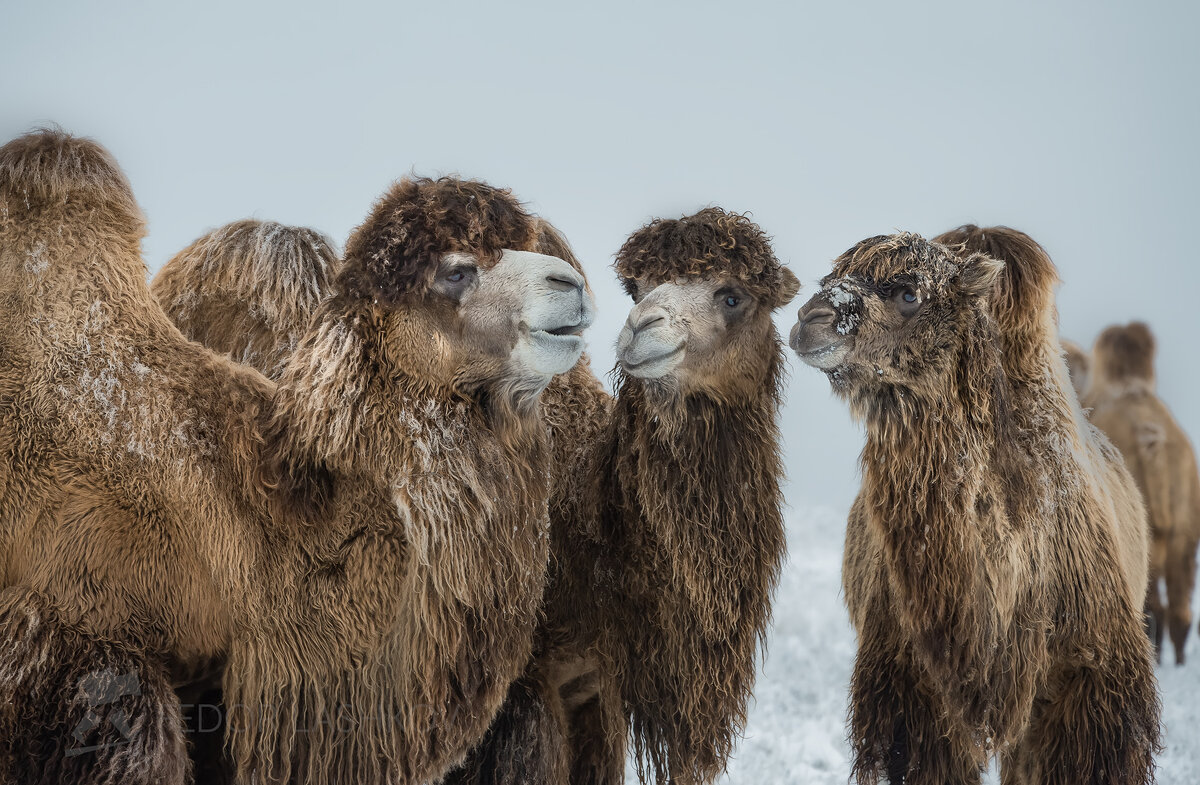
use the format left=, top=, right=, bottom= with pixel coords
left=546, top=274, right=582, bottom=293
left=801, top=307, right=836, bottom=327
left=631, top=314, right=665, bottom=334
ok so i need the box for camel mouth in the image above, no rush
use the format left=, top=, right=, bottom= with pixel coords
left=795, top=340, right=851, bottom=370
left=620, top=343, right=686, bottom=377
left=540, top=323, right=587, bottom=338
left=791, top=292, right=855, bottom=370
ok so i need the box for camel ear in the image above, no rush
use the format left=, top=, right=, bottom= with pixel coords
left=958, top=253, right=1004, bottom=299
left=773, top=267, right=801, bottom=308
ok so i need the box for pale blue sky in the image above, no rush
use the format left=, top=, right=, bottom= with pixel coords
left=4, top=0, right=1197, bottom=509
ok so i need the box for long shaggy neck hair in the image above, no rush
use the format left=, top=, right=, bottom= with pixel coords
left=592, top=349, right=786, bottom=784
left=225, top=284, right=551, bottom=784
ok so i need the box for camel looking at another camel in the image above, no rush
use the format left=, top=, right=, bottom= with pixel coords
left=1085, top=321, right=1200, bottom=665
left=791, top=233, right=1158, bottom=784
left=456, top=208, right=799, bottom=785
left=0, top=128, right=594, bottom=785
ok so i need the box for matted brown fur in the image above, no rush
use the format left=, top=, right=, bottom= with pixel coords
left=934, top=225, right=1151, bottom=626
left=0, top=130, right=554, bottom=784
left=151, top=219, right=340, bottom=380
left=811, top=233, right=1158, bottom=784
left=1086, top=322, right=1200, bottom=665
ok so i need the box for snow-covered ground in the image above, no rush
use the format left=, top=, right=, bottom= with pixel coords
left=712, top=504, right=1200, bottom=784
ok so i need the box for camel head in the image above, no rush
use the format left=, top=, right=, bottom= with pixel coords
left=338, top=177, right=595, bottom=407
left=1091, top=322, right=1156, bottom=390
left=790, top=232, right=1004, bottom=412
left=613, top=207, right=800, bottom=402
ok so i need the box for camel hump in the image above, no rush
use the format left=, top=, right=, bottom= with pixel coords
left=0, top=128, right=142, bottom=226
left=932, top=224, right=1059, bottom=338
left=0, top=129, right=147, bottom=301
left=157, top=220, right=339, bottom=328
left=152, top=219, right=340, bottom=378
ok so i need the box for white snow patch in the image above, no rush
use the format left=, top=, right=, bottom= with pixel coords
left=827, top=285, right=854, bottom=308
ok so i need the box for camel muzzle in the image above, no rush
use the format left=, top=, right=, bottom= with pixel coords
left=791, top=293, right=854, bottom=370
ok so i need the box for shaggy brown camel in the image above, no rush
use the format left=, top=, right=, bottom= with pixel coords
left=149, top=214, right=606, bottom=782
left=451, top=208, right=800, bottom=785
left=151, top=219, right=340, bottom=379
left=1086, top=321, right=1200, bottom=665
left=791, top=233, right=1158, bottom=784
left=0, top=129, right=595, bottom=784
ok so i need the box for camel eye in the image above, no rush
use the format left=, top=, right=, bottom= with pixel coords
left=434, top=264, right=477, bottom=301
left=892, top=286, right=921, bottom=316
left=724, top=295, right=740, bottom=308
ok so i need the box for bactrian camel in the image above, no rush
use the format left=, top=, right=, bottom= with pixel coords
left=791, top=232, right=1158, bottom=784
left=1085, top=321, right=1200, bottom=665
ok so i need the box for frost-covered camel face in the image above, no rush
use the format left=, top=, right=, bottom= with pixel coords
left=616, top=274, right=781, bottom=397
left=789, top=234, right=1002, bottom=401
left=391, top=248, right=594, bottom=400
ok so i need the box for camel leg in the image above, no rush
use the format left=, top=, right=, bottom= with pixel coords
left=176, top=675, right=233, bottom=785
left=0, top=587, right=190, bottom=785
left=1165, top=533, right=1199, bottom=665
left=1144, top=534, right=1167, bottom=663
left=565, top=689, right=626, bottom=785
left=1014, top=652, right=1159, bottom=785
left=442, top=672, right=569, bottom=785
left=848, top=632, right=983, bottom=785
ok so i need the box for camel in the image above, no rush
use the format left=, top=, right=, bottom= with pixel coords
left=450, top=207, right=800, bottom=785
left=148, top=213, right=606, bottom=782
left=1061, top=338, right=1090, bottom=399
left=790, top=232, right=1159, bottom=784
left=1085, top=321, right=1200, bottom=665
left=151, top=219, right=340, bottom=380
left=0, top=129, right=595, bottom=785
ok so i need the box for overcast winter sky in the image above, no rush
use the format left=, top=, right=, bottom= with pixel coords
left=4, top=0, right=1197, bottom=509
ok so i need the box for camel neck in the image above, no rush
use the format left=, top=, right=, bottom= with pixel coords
left=266, top=305, right=547, bottom=535
left=598, top=355, right=786, bottom=783
left=609, top=355, right=786, bottom=626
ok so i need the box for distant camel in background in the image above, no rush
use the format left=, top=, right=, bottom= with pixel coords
left=1061, top=338, right=1090, bottom=398
left=1085, top=322, right=1200, bottom=665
